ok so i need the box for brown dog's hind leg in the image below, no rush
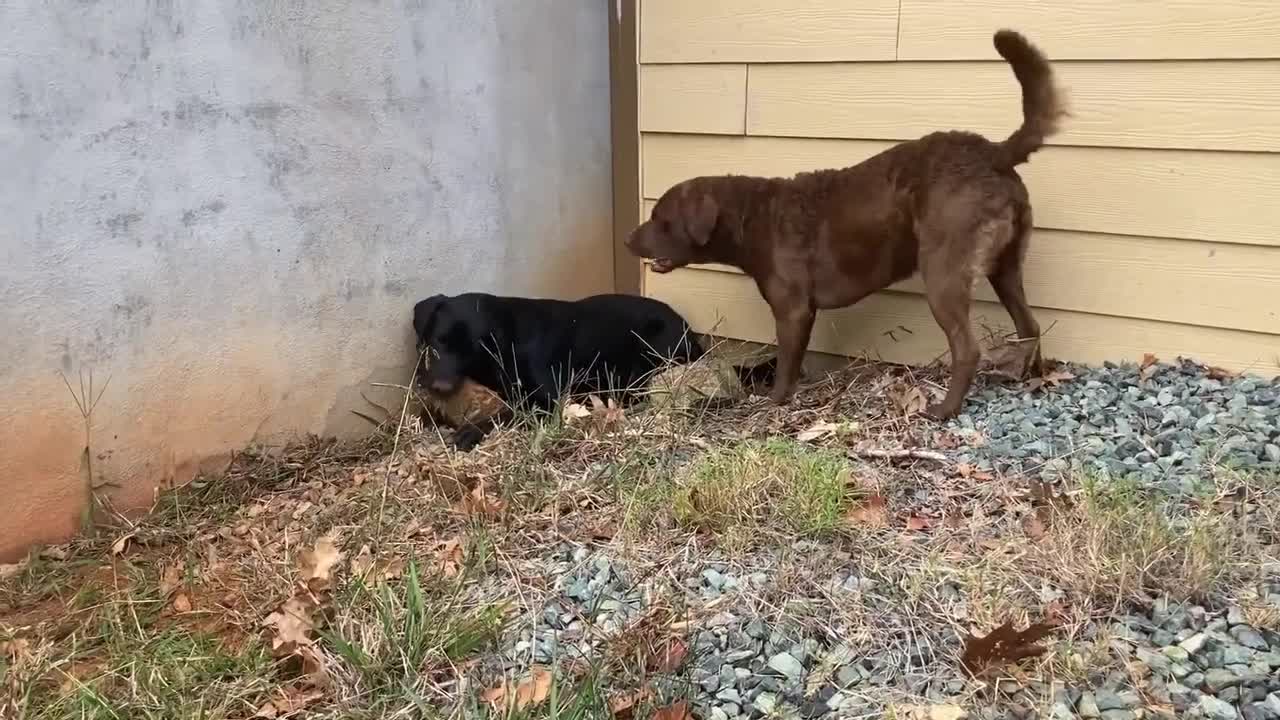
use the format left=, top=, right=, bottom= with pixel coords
left=988, top=229, right=1042, bottom=377
left=920, top=254, right=979, bottom=421
left=768, top=303, right=815, bottom=404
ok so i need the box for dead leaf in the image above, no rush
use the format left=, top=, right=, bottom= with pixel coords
left=40, top=546, right=69, bottom=561
left=298, top=534, right=343, bottom=591
left=891, top=384, right=928, bottom=416
left=254, top=686, right=325, bottom=718
left=454, top=480, right=505, bottom=518
left=172, top=593, right=193, bottom=613
left=935, top=432, right=961, bottom=450
left=587, top=522, right=618, bottom=540
left=1021, top=513, right=1047, bottom=541
left=651, top=701, right=693, bottom=720
left=1042, top=369, right=1075, bottom=387
left=928, top=705, right=969, bottom=720
left=845, top=494, right=889, bottom=528
left=483, top=668, right=553, bottom=711
left=1028, top=479, right=1074, bottom=512
left=0, top=562, right=26, bottom=580
left=380, top=556, right=406, bottom=581
left=1, top=638, right=32, bottom=666
left=1206, top=365, right=1237, bottom=381
left=647, top=637, right=689, bottom=673
left=956, top=463, right=993, bottom=481
left=895, top=705, right=970, bottom=720
left=562, top=402, right=591, bottom=423
left=435, top=537, right=465, bottom=578
left=351, top=544, right=375, bottom=579
left=1139, top=353, right=1161, bottom=381
left=904, top=515, right=933, bottom=532
left=609, top=688, right=653, bottom=719
left=263, top=595, right=317, bottom=653
left=797, top=421, right=840, bottom=443
left=588, top=394, right=627, bottom=432
left=1044, top=600, right=1072, bottom=625
left=959, top=621, right=1055, bottom=676
left=110, top=531, right=137, bottom=556
left=159, top=563, right=183, bottom=596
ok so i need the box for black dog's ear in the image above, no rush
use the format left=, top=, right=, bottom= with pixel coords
left=412, top=294, right=446, bottom=342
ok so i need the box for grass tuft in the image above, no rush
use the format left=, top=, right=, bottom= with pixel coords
left=669, top=438, right=852, bottom=547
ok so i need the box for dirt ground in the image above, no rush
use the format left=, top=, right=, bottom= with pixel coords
left=2, top=355, right=1277, bottom=720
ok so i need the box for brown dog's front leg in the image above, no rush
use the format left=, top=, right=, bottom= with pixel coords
left=769, top=305, right=815, bottom=404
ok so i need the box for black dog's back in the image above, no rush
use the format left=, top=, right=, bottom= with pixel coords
left=414, top=291, right=703, bottom=415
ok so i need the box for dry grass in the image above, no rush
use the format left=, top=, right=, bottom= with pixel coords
left=2, top=356, right=1277, bottom=719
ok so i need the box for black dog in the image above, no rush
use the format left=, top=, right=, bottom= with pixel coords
left=412, top=292, right=774, bottom=450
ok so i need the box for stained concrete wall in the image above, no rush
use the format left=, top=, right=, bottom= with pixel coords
left=0, top=1, right=615, bottom=560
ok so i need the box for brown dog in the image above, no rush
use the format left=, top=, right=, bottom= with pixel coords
left=627, top=29, right=1066, bottom=420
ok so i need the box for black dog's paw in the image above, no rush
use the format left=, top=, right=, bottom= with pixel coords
left=450, top=424, right=487, bottom=452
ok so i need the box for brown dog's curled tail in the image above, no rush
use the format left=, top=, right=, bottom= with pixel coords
left=993, top=29, right=1066, bottom=167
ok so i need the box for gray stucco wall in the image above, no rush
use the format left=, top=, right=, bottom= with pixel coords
left=0, top=1, right=615, bottom=559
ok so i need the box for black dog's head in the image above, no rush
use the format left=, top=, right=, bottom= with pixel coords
left=412, top=294, right=469, bottom=397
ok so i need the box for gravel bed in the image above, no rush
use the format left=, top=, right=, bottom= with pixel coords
left=481, top=359, right=1280, bottom=719
left=948, top=359, right=1280, bottom=492
left=493, top=542, right=1280, bottom=719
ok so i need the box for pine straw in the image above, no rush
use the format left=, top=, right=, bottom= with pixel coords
left=2, top=359, right=1277, bottom=719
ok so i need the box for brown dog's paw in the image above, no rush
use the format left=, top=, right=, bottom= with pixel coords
left=924, top=402, right=960, bottom=422
left=769, top=385, right=796, bottom=405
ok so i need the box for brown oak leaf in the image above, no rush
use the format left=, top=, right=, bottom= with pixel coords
left=845, top=494, right=889, bottom=528
left=652, top=700, right=694, bottom=720
left=482, top=667, right=553, bottom=711
left=647, top=637, right=689, bottom=674
left=959, top=621, right=1055, bottom=676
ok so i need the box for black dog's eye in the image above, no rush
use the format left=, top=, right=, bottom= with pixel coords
left=659, top=219, right=672, bottom=233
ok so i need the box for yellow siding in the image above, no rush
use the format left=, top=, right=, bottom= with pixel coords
left=897, top=0, right=1280, bottom=60
left=646, top=267, right=1280, bottom=376
left=643, top=232, right=1280, bottom=337
left=634, top=1, right=1280, bottom=377
left=639, top=0, right=898, bottom=64
left=640, top=65, right=748, bottom=135
left=748, top=61, right=1280, bottom=152
left=642, top=134, right=1280, bottom=247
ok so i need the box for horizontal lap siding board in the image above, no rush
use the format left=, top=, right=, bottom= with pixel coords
left=637, top=229, right=1280, bottom=337
left=634, top=0, right=1280, bottom=377
left=640, top=65, right=748, bottom=135
left=646, top=267, right=1280, bottom=378
left=897, top=0, right=1280, bottom=60
left=747, top=61, right=1280, bottom=153
left=640, top=134, right=1280, bottom=247
left=639, top=0, right=898, bottom=63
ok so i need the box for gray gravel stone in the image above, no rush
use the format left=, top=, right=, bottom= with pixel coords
left=754, top=692, right=779, bottom=715
left=1093, top=689, right=1130, bottom=711
left=1233, top=626, right=1270, bottom=650
left=1205, top=668, right=1243, bottom=692
left=767, top=652, right=805, bottom=681
left=1197, top=694, right=1241, bottom=720
left=1079, top=692, right=1101, bottom=718
left=1182, top=633, right=1210, bottom=655
left=1243, top=703, right=1277, bottom=720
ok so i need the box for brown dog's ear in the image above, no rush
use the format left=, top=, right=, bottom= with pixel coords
left=688, top=193, right=718, bottom=246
